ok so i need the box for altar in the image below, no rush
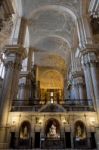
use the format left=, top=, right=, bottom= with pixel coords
left=41, top=119, right=65, bottom=149
left=41, top=138, right=65, bottom=149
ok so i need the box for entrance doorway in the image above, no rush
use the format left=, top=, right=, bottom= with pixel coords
left=34, top=132, right=40, bottom=148
left=9, top=132, right=16, bottom=149
left=65, top=132, right=71, bottom=148
left=90, top=132, right=97, bottom=149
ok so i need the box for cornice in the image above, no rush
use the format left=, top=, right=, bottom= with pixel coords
left=4, top=45, right=27, bottom=59
left=79, top=43, right=99, bottom=57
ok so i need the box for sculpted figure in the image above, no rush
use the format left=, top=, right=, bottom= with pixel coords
left=47, top=124, right=60, bottom=138
left=20, top=126, right=29, bottom=139
left=75, top=125, right=86, bottom=141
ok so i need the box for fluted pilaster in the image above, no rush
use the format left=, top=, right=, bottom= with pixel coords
left=0, top=45, right=25, bottom=126
left=81, top=49, right=99, bottom=111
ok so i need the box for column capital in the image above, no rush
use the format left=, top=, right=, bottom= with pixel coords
left=4, top=45, right=27, bottom=70
left=80, top=44, right=99, bottom=55
left=73, top=76, right=84, bottom=86
left=71, top=71, right=84, bottom=79
left=71, top=71, right=85, bottom=86
left=4, top=45, right=27, bottom=59
left=81, top=51, right=98, bottom=67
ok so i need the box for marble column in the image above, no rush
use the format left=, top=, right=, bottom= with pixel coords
left=0, top=46, right=25, bottom=147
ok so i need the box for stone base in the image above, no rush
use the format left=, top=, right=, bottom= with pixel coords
left=41, top=139, right=65, bottom=149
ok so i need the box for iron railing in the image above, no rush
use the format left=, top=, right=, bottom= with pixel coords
left=11, top=99, right=94, bottom=112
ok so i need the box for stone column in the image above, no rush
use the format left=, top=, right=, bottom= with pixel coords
left=77, top=16, right=93, bottom=48
left=95, top=127, right=99, bottom=149
left=77, top=77, right=86, bottom=100
left=71, top=76, right=80, bottom=99
left=89, top=53, right=99, bottom=107
left=80, top=47, right=99, bottom=149
left=19, top=83, right=26, bottom=99
left=73, top=83, right=80, bottom=99
left=81, top=52, right=96, bottom=108
left=71, top=72, right=86, bottom=100
left=0, top=45, right=25, bottom=147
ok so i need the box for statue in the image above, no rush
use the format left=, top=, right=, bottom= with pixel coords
left=47, top=124, right=60, bottom=139
left=75, top=125, right=86, bottom=141
left=20, top=126, right=29, bottom=139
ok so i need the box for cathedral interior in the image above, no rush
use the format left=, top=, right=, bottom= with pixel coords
left=0, top=0, right=99, bottom=149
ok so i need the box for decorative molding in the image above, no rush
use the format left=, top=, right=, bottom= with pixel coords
left=89, top=0, right=99, bottom=18
left=0, top=18, right=13, bottom=50
left=81, top=52, right=98, bottom=67
left=4, top=45, right=27, bottom=59
left=2, top=0, right=14, bottom=17
left=79, top=44, right=99, bottom=56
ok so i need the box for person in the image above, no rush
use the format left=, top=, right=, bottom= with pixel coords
left=47, top=124, right=60, bottom=139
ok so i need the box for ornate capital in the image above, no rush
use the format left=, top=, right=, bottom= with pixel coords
left=4, top=45, right=27, bottom=70
left=73, top=76, right=84, bottom=86
left=5, top=60, right=22, bottom=70
left=80, top=44, right=99, bottom=55
left=4, top=45, right=27, bottom=59
left=71, top=71, right=84, bottom=86
left=71, top=71, right=83, bottom=79
left=81, top=52, right=98, bottom=67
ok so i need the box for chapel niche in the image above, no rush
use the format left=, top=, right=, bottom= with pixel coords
left=74, top=121, right=87, bottom=148
left=19, top=121, right=31, bottom=140
left=45, top=118, right=60, bottom=139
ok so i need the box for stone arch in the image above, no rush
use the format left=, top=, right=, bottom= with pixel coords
left=39, top=69, right=64, bottom=89
left=33, top=35, right=71, bottom=49
left=33, top=35, right=71, bottom=69
left=28, top=5, right=77, bottom=20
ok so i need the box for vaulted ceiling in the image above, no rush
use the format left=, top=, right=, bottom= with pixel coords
left=17, top=0, right=89, bottom=72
